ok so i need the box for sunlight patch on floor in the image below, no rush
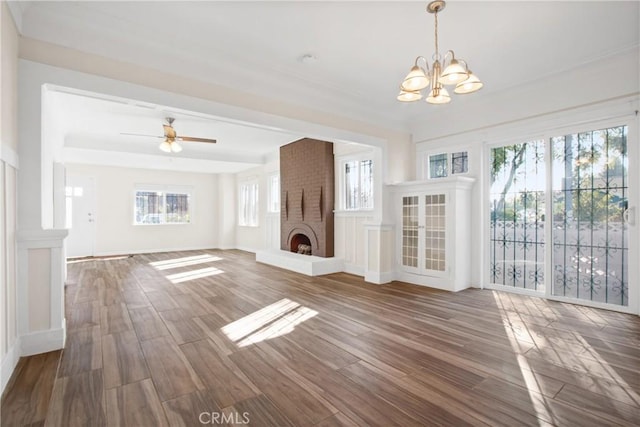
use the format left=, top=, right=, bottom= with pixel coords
left=493, top=291, right=556, bottom=426
left=222, top=298, right=318, bottom=347
left=149, top=254, right=223, bottom=270
left=494, top=290, right=640, bottom=424
left=166, top=267, right=224, bottom=284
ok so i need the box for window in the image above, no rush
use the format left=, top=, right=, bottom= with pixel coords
left=134, top=186, right=191, bottom=225
left=267, top=174, right=280, bottom=213
left=429, top=154, right=448, bottom=178
left=451, top=151, right=468, bottom=174
left=426, top=151, right=469, bottom=179
left=344, top=159, right=373, bottom=210
left=239, top=181, right=259, bottom=226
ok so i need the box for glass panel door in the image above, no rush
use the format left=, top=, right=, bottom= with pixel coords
left=489, top=141, right=546, bottom=290
left=425, top=194, right=446, bottom=271
left=402, top=196, right=419, bottom=268
left=551, top=126, right=628, bottom=306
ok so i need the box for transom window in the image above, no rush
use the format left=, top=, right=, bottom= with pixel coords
left=426, top=151, right=469, bottom=179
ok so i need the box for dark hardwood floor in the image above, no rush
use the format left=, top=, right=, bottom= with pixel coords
left=2, top=249, right=639, bottom=426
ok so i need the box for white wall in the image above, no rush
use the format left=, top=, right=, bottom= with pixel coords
left=65, top=164, right=219, bottom=255
left=0, top=1, right=20, bottom=394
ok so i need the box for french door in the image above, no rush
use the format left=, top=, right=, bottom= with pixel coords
left=488, top=124, right=636, bottom=311
left=401, top=193, right=447, bottom=275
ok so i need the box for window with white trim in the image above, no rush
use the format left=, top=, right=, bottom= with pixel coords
left=239, top=181, right=259, bottom=226
left=424, top=151, right=469, bottom=179
left=344, top=159, right=374, bottom=210
left=267, top=174, right=280, bottom=213
left=134, top=186, right=192, bottom=225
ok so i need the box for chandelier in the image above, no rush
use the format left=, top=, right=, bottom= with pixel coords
left=397, top=0, right=483, bottom=104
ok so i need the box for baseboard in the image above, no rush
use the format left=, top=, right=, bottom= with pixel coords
left=234, top=246, right=257, bottom=254
left=20, top=327, right=65, bottom=357
left=364, top=270, right=394, bottom=285
left=343, top=263, right=365, bottom=277
left=92, top=245, right=217, bottom=258
left=1, top=337, right=22, bottom=396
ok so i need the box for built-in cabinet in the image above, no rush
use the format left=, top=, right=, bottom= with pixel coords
left=391, top=177, right=475, bottom=291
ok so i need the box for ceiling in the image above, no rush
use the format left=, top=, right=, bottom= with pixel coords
left=46, top=87, right=306, bottom=173
left=12, top=1, right=640, bottom=171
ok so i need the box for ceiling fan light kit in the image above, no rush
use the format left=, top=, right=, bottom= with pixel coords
left=397, top=0, right=483, bottom=104
left=159, top=139, right=182, bottom=153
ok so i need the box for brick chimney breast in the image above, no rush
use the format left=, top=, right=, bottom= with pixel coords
left=280, top=138, right=334, bottom=257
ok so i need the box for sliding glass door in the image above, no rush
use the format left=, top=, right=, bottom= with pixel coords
left=489, top=140, right=546, bottom=291
left=489, top=124, right=633, bottom=309
left=551, top=126, right=628, bottom=306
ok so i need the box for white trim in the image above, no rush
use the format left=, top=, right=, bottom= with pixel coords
left=0, top=145, right=19, bottom=169
left=20, top=327, right=66, bottom=357
left=395, top=270, right=462, bottom=292
left=0, top=337, right=21, bottom=395
left=483, top=283, right=545, bottom=298
left=5, top=0, right=24, bottom=33
left=17, top=229, right=68, bottom=248
left=50, top=247, right=65, bottom=331
left=234, top=246, right=257, bottom=254
left=343, top=263, right=365, bottom=277
left=256, top=249, right=344, bottom=276
left=91, top=245, right=220, bottom=258
left=415, top=95, right=639, bottom=146
left=364, top=271, right=394, bottom=285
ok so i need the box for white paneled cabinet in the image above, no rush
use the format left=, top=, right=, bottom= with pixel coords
left=391, top=177, right=475, bottom=291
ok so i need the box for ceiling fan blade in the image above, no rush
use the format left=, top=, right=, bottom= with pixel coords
left=178, top=136, right=217, bottom=144
left=121, top=132, right=164, bottom=138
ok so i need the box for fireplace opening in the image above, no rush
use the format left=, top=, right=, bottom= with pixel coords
left=290, top=234, right=312, bottom=255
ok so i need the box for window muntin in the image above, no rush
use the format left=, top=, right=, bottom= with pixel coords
left=451, top=151, right=469, bottom=174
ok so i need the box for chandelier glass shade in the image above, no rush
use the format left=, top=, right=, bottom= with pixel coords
left=397, top=0, right=482, bottom=104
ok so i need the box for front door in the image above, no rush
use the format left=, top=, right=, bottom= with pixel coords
left=66, top=175, right=96, bottom=258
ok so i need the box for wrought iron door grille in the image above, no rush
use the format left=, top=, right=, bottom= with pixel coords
left=551, top=125, right=628, bottom=306
left=490, top=140, right=546, bottom=290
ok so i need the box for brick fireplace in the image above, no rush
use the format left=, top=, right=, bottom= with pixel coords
left=280, top=138, right=334, bottom=257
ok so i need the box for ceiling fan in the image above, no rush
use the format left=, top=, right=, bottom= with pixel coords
left=122, top=117, right=217, bottom=153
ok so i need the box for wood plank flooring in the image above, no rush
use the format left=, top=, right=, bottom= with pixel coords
left=2, top=249, right=640, bottom=426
